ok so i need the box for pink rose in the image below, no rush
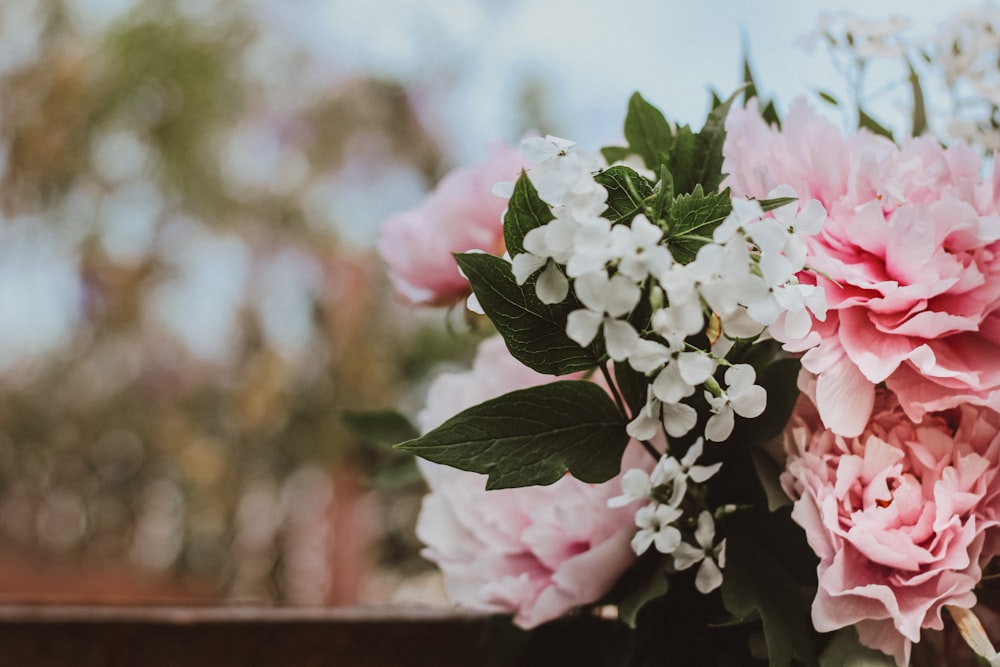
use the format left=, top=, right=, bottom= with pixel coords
left=724, top=100, right=1000, bottom=436
left=377, top=144, right=525, bottom=306
left=782, top=392, right=1000, bottom=665
left=415, top=336, right=652, bottom=628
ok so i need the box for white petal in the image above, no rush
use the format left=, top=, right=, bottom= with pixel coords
left=536, top=262, right=569, bottom=303
left=653, top=364, right=694, bottom=404
left=626, top=411, right=660, bottom=441
left=693, top=511, right=716, bottom=549
left=724, top=364, right=757, bottom=392
left=732, top=384, right=767, bottom=419
left=695, top=557, right=724, bottom=594
left=653, top=526, right=682, bottom=554
left=604, top=319, right=640, bottom=361
left=631, top=529, right=655, bottom=556
left=573, top=270, right=610, bottom=311
left=512, top=252, right=546, bottom=284
left=466, top=292, right=484, bottom=315
left=628, top=338, right=671, bottom=374
left=522, top=226, right=551, bottom=257
left=677, top=352, right=716, bottom=385
left=688, top=462, right=723, bottom=483
left=794, top=199, right=827, bottom=235
left=491, top=180, right=516, bottom=198
left=631, top=214, right=663, bottom=246
left=661, top=401, right=697, bottom=438
left=621, top=468, right=652, bottom=499
left=679, top=437, right=704, bottom=468
left=672, top=542, right=705, bottom=571
left=566, top=308, right=603, bottom=346
left=605, top=275, right=642, bottom=317
left=704, top=409, right=734, bottom=442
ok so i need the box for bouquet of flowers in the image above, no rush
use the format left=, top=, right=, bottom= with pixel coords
left=372, top=21, right=1000, bottom=665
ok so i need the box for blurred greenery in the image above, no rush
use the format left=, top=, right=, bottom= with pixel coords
left=0, top=0, right=480, bottom=605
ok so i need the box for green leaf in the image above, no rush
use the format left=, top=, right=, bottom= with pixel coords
left=652, top=164, right=674, bottom=222
left=690, top=90, right=738, bottom=194
left=665, top=185, right=732, bottom=264
left=858, top=107, right=893, bottom=140
left=907, top=60, right=927, bottom=137
left=600, top=145, right=631, bottom=165
left=456, top=253, right=602, bottom=376
left=751, top=447, right=792, bottom=512
left=761, top=100, right=781, bottom=129
left=624, top=92, right=673, bottom=170
left=594, top=166, right=654, bottom=224
left=667, top=125, right=697, bottom=195
left=397, top=381, right=629, bottom=489
left=617, top=561, right=670, bottom=628
left=342, top=409, right=419, bottom=448
left=722, top=520, right=818, bottom=667
left=817, top=90, right=839, bottom=106
left=742, top=56, right=758, bottom=106
left=758, top=196, right=797, bottom=213
left=503, top=172, right=554, bottom=257
left=819, top=628, right=894, bottom=666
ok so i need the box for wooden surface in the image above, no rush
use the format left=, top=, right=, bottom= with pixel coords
left=0, top=605, right=493, bottom=667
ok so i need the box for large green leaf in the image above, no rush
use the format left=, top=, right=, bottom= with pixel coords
left=624, top=92, right=673, bottom=170
left=721, top=514, right=819, bottom=667
left=503, top=172, right=554, bottom=257
left=456, top=253, right=602, bottom=375
left=397, top=381, right=629, bottom=489
left=691, top=91, right=737, bottom=194
left=667, top=125, right=697, bottom=195
left=665, top=185, right=732, bottom=264
left=594, top=165, right=654, bottom=224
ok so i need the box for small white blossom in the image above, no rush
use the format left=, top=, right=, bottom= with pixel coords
left=612, top=214, right=674, bottom=282
left=631, top=502, right=683, bottom=556
left=566, top=270, right=641, bottom=360
left=704, top=364, right=767, bottom=442
left=626, top=387, right=698, bottom=440
left=673, top=511, right=726, bottom=593
left=650, top=438, right=722, bottom=507
left=607, top=468, right=654, bottom=508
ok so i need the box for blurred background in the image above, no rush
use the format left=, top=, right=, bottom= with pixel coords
left=0, top=0, right=987, bottom=608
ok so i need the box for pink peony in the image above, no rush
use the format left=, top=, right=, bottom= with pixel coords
left=724, top=100, right=1000, bottom=436
left=415, top=336, right=653, bottom=628
left=782, top=392, right=1000, bottom=665
left=378, top=144, right=525, bottom=306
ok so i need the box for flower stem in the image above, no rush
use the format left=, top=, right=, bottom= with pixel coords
left=599, top=362, right=629, bottom=418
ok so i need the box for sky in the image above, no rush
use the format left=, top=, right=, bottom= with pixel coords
left=306, top=0, right=990, bottom=162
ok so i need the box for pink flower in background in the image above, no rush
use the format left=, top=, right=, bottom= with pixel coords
left=378, top=144, right=525, bottom=306
left=782, top=392, right=1000, bottom=666
left=415, top=336, right=652, bottom=628
left=724, top=100, right=1000, bottom=436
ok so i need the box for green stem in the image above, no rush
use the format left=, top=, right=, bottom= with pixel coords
left=599, top=362, right=628, bottom=418
left=639, top=439, right=661, bottom=461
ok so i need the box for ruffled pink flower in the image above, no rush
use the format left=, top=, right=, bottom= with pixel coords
left=724, top=100, right=1000, bottom=436
left=415, top=336, right=653, bottom=628
left=378, top=144, right=525, bottom=306
left=782, top=392, right=1000, bottom=665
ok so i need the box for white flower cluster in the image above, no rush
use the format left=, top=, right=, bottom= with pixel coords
left=609, top=439, right=725, bottom=593
left=506, top=135, right=827, bottom=444
left=934, top=7, right=1000, bottom=151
